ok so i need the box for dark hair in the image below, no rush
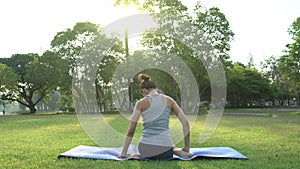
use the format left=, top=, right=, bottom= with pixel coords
left=138, top=74, right=157, bottom=89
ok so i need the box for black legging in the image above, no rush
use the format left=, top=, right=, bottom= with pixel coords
left=138, top=142, right=173, bottom=160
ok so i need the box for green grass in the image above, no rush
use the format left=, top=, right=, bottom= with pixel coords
left=0, top=111, right=299, bottom=169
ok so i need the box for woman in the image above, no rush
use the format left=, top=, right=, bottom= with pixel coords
left=119, top=74, right=193, bottom=160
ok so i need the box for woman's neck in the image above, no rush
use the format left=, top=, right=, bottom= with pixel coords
left=148, top=89, right=158, bottom=95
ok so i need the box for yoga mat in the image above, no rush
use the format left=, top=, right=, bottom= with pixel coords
left=58, top=145, right=248, bottom=160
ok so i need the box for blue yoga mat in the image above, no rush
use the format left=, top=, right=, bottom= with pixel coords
left=58, top=145, right=248, bottom=160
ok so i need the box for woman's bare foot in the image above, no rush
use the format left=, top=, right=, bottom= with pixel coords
left=173, top=148, right=193, bottom=158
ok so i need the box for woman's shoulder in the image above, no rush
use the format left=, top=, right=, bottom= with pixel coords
left=162, top=94, right=175, bottom=101
left=161, top=94, right=176, bottom=107
left=136, top=97, right=151, bottom=112
left=136, top=97, right=151, bottom=105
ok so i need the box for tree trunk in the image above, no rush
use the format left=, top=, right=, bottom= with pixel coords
left=28, top=101, right=37, bottom=114
left=298, top=93, right=300, bottom=106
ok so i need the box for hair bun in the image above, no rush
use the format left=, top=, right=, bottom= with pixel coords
left=138, top=74, right=151, bottom=83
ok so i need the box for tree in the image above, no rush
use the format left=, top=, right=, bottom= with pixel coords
left=114, top=0, right=139, bottom=7
left=114, top=0, right=232, bottom=105
left=261, top=56, right=289, bottom=106
left=140, top=0, right=188, bottom=14
left=114, top=0, right=187, bottom=14
left=51, top=22, right=99, bottom=70
left=50, top=21, right=128, bottom=113
left=113, top=0, right=189, bottom=104
left=50, top=22, right=99, bottom=111
left=227, top=63, right=273, bottom=107
left=141, top=1, right=233, bottom=102
left=264, top=17, right=300, bottom=106
left=0, top=64, right=19, bottom=107
left=192, top=3, right=234, bottom=66
left=95, top=35, right=125, bottom=112
left=38, top=51, right=72, bottom=111
left=279, top=17, right=300, bottom=104
left=0, top=53, right=68, bottom=114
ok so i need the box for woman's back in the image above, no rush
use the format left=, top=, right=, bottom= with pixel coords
left=119, top=73, right=192, bottom=160
left=140, top=94, right=173, bottom=147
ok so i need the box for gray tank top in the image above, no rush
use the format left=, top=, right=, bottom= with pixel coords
left=139, top=94, right=173, bottom=147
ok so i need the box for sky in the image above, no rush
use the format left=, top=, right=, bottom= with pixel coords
left=0, top=0, right=299, bottom=66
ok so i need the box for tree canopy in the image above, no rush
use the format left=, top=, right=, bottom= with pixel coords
left=0, top=52, right=70, bottom=113
left=1, top=1, right=299, bottom=114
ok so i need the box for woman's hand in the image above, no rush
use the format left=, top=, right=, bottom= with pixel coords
left=118, top=154, right=130, bottom=159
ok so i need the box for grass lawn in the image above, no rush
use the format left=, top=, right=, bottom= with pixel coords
left=0, top=110, right=299, bottom=169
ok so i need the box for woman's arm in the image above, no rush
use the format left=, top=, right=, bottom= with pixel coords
left=119, top=101, right=142, bottom=158
left=170, top=98, right=191, bottom=152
